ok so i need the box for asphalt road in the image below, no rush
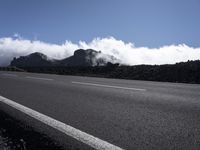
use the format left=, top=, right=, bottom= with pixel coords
left=0, top=71, right=200, bottom=150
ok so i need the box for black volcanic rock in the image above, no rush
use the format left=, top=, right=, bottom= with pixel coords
left=10, top=49, right=119, bottom=67
left=60, top=49, right=110, bottom=66
left=10, top=52, right=54, bottom=67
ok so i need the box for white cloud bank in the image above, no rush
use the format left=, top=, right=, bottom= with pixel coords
left=0, top=36, right=200, bottom=66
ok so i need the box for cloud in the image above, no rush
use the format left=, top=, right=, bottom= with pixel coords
left=0, top=36, right=200, bottom=66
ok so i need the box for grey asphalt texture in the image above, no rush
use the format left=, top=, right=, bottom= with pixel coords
left=0, top=71, right=200, bottom=150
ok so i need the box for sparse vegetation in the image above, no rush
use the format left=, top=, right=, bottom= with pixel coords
left=2, top=60, right=200, bottom=84
left=0, top=66, right=25, bottom=72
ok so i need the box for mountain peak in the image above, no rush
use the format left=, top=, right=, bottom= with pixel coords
left=61, top=49, right=108, bottom=66
left=28, top=52, right=48, bottom=60
left=74, top=49, right=101, bottom=57
left=10, top=49, right=119, bottom=67
left=10, top=52, right=51, bottom=67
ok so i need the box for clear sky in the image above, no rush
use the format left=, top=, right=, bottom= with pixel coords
left=0, top=0, right=200, bottom=47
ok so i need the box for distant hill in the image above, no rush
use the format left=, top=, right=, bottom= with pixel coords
left=60, top=49, right=117, bottom=66
left=10, top=52, right=55, bottom=67
left=10, top=49, right=119, bottom=67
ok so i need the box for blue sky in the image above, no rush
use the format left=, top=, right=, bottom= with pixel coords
left=0, top=0, right=200, bottom=47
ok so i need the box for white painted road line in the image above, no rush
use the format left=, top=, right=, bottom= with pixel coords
left=25, top=76, right=53, bottom=81
left=0, top=96, right=124, bottom=150
left=2, top=73, right=18, bottom=77
left=72, top=81, right=146, bottom=91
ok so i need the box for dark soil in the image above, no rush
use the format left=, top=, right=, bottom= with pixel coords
left=0, top=110, right=65, bottom=150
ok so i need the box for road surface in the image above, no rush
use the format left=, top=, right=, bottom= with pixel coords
left=0, top=71, right=200, bottom=150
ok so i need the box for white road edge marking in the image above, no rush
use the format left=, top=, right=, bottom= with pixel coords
left=72, top=81, right=146, bottom=91
left=25, top=76, right=53, bottom=81
left=0, top=96, right=124, bottom=150
left=2, top=73, right=18, bottom=77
